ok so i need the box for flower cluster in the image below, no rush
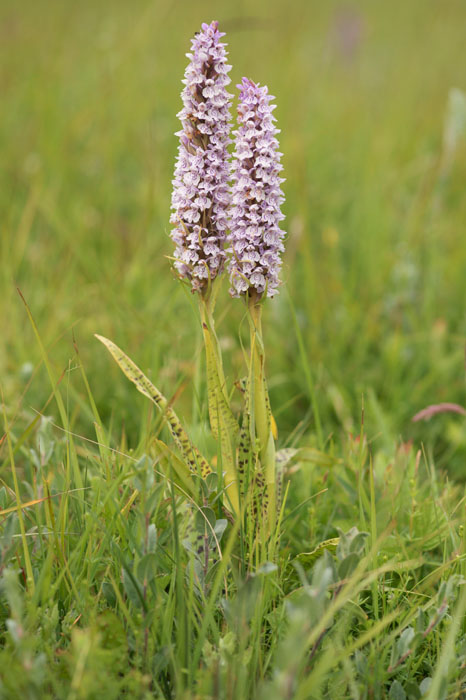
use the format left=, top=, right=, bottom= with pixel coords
left=170, top=21, right=232, bottom=292
left=228, top=78, right=285, bottom=298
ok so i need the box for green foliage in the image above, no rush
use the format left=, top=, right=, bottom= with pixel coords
left=1, top=0, right=466, bottom=697
left=1, top=391, right=465, bottom=697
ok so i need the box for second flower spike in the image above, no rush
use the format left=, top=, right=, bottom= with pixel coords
left=229, top=78, right=286, bottom=299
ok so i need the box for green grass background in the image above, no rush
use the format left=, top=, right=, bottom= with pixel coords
left=2, top=0, right=466, bottom=474
left=1, top=2, right=466, bottom=698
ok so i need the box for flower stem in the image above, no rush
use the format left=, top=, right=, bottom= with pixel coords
left=248, top=292, right=276, bottom=532
left=199, top=291, right=240, bottom=516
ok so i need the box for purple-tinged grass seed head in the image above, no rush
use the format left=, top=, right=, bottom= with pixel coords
left=228, top=78, right=285, bottom=299
left=170, top=21, right=232, bottom=293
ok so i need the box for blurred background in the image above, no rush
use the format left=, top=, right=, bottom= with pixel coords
left=1, top=0, right=465, bottom=475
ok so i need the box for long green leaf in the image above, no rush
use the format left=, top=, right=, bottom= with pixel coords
left=202, top=325, right=239, bottom=438
left=152, top=438, right=196, bottom=498
left=95, top=335, right=211, bottom=478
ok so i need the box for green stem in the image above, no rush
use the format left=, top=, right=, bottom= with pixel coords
left=248, top=293, right=276, bottom=532
left=200, top=293, right=229, bottom=406
left=199, top=292, right=240, bottom=516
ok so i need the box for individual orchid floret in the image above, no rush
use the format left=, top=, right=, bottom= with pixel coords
left=228, top=78, right=285, bottom=298
left=170, top=21, right=232, bottom=293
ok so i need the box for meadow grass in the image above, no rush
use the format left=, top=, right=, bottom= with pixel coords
left=1, top=0, right=466, bottom=697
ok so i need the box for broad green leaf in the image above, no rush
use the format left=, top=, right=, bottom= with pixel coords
left=338, top=552, right=360, bottom=579
left=389, top=680, right=407, bottom=700
left=237, top=413, right=252, bottom=502
left=137, top=553, right=158, bottom=584
left=152, top=439, right=196, bottom=498
left=264, top=387, right=278, bottom=439
left=147, top=524, right=157, bottom=552
left=122, top=567, right=144, bottom=609
left=201, top=318, right=240, bottom=515
left=202, top=323, right=238, bottom=438
left=293, top=538, right=340, bottom=569
left=95, top=334, right=211, bottom=478
left=194, top=506, right=217, bottom=533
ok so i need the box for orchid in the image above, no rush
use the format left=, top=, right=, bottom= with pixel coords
left=170, top=21, right=232, bottom=293
left=229, top=78, right=285, bottom=298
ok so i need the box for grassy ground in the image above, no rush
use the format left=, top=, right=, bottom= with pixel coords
left=1, top=0, right=466, bottom=697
